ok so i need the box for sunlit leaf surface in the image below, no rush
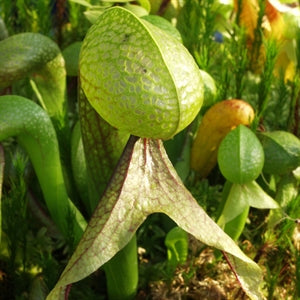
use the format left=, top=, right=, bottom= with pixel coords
left=48, top=137, right=263, bottom=300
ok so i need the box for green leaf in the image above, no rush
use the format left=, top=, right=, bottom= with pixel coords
left=259, top=131, right=300, bottom=175
left=83, top=9, right=106, bottom=24
left=0, top=145, right=4, bottom=242
left=164, top=127, right=193, bottom=182
left=275, top=174, right=299, bottom=208
left=79, top=89, right=129, bottom=213
left=0, top=33, right=67, bottom=127
left=28, top=276, right=48, bottom=300
left=293, top=166, right=300, bottom=181
left=218, top=125, right=264, bottom=184
left=266, top=174, right=299, bottom=235
left=79, top=90, right=137, bottom=299
left=80, top=7, right=203, bottom=140
left=141, top=14, right=183, bottom=42
left=47, top=137, right=263, bottom=300
left=70, top=121, right=89, bottom=205
left=219, top=181, right=279, bottom=224
left=223, top=206, right=250, bottom=241
left=122, top=4, right=149, bottom=17
left=0, top=32, right=70, bottom=168
left=103, top=236, right=138, bottom=300
left=0, top=95, right=86, bottom=245
left=69, top=0, right=93, bottom=7
left=165, top=226, right=189, bottom=270
left=245, top=181, right=279, bottom=209
left=136, top=0, right=151, bottom=13
left=102, top=0, right=132, bottom=2
left=200, top=69, right=217, bottom=107
left=62, top=42, right=82, bottom=76
left=218, top=184, right=249, bottom=226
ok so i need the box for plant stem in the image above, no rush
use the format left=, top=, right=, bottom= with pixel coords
left=103, top=236, right=138, bottom=300
left=223, top=206, right=250, bottom=241
left=289, top=74, right=300, bottom=135
left=296, top=251, right=300, bottom=298
left=0, top=144, right=4, bottom=242
left=79, top=92, right=137, bottom=299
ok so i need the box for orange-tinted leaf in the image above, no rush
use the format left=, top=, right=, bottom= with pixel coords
left=265, top=1, right=285, bottom=40
left=234, top=0, right=259, bottom=41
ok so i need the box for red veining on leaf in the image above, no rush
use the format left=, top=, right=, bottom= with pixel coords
left=48, top=137, right=263, bottom=300
left=222, top=251, right=243, bottom=288
left=79, top=90, right=129, bottom=200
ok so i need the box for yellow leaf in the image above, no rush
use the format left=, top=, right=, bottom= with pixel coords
left=274, top=40, right=297, bottom=82
left=264, top=1, right=285, bottom=41
left=190, top=99, right=255, bottom=178
left=234, top=0, right=259, bottom=41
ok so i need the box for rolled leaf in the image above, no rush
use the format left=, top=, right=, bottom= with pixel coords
left=0, top=33, right=67, bottom=130
left=78, top=89, right=129, bottom=212
left=0, top=95, right=86, bottom=245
